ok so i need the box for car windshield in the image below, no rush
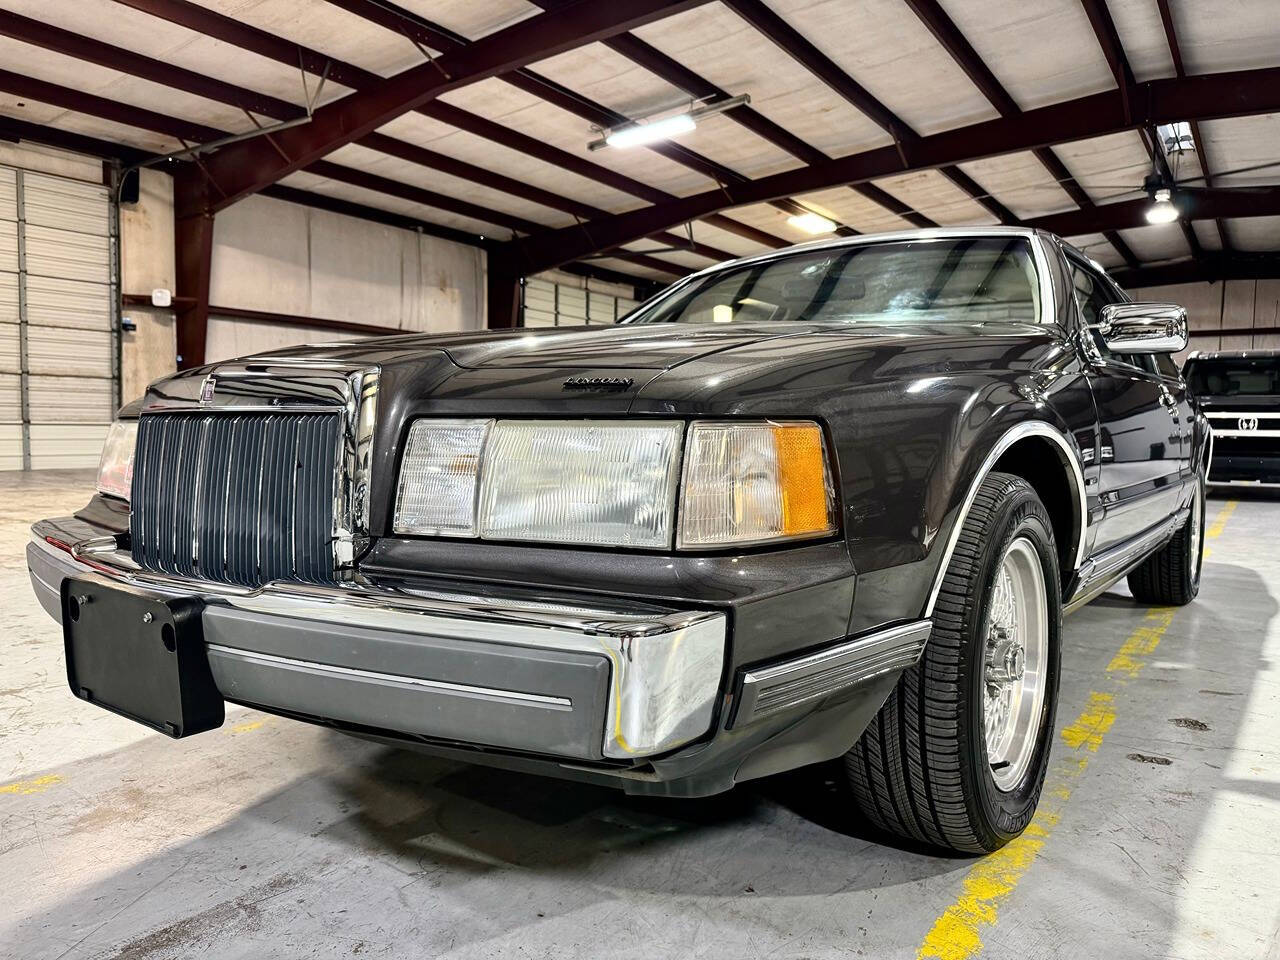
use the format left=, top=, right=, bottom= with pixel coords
left=624, top=237, right=1041, bottom=326
left=1186, top=357, right=1280, bottom=397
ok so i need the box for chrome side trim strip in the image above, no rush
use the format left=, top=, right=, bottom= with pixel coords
left=205, top=643, right=573, bottom=710
left=732, top=619, right=931, bottom=727
left=1065, top=507, right=1188, bottom=613
left=924, top=421, right=1088, bottom=619
left=1208, top=479, right=1280, bottom=488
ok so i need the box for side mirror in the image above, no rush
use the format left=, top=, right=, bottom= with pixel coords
left=1095, top=302, right=1188, bottom=354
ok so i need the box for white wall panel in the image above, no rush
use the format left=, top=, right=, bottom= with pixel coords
left=208, top=194, right=484, bottom=356
left=0, top=422, right=20, bottom=471
left=0, top=321, right=18, bottom=375
left=22, top=173, right=110, bottom=235
left=26, top=326, right=112, bottom=377
left=2, top=161, right=117, bottom=469
left=205, top=315, right=364, bottom=364
left=26, top=275, right=112, bottom=331
left=0, top=372, right=18, bottom=422
left=0, top=168, right=15, bottom=222
left=27, top=375, right=114, bottom=424
left=0, top=270, right=16, bottom=326
left=0, top=220, right=16, bottom=274
left=23, top=224, right=111, bottom=283
left=28, top=423, right=110, bottom=469
left=522, top=272, right=636, bottom=328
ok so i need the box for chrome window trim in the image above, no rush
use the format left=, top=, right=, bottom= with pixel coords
left=923, top=421, right=1088, bottom=619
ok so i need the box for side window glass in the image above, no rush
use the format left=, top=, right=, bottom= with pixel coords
left=1070, top=261, right=1143, bottom=370
left=1153, top=354, right=1179, bottom=379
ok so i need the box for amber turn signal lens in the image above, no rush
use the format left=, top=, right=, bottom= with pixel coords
left=679, top=420, right=835, bottom=548
left=773, top=423, right=833, bottom=537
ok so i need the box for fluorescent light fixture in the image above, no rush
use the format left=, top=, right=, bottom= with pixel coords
left=589, top=94, right=749, bottom=151
left=606, top=113, right=696, bottom=149
left=787, top=211, right=837, bottom=235
left=1146, top=187, right=1178, bottom=224
left=711, top=304, right=734, bottom=323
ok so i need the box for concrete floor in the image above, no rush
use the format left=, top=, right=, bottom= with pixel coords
left=2, top=471, right=1278, bottom=960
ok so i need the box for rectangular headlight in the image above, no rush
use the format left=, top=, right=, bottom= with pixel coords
left=678, top=421, right=836, bottom=548
left=96, top=420, right=138, bottom=501
left=478, top=421, right=683, bottom=548
left=393, top=419, right=492, bottom=536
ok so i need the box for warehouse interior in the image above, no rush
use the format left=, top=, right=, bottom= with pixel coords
left=2, top=0, right=1279, bottom=957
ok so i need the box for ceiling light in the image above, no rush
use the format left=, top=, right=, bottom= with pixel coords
left=1146, top=186, right=1178, bottom=224
left=787, top=212, right=838, bottom=235
left=589, top=94, right=749, bottom=151
left=605, top=113, right=697, bottom=149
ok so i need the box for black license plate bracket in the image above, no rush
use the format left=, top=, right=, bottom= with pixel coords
left=62, top=576, right=224, bottom=738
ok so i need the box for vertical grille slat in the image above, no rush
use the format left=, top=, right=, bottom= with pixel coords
left=131, top=412, right=340, bottom=586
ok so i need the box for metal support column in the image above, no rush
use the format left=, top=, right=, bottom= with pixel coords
left=15, top=169, right=29, bottom=470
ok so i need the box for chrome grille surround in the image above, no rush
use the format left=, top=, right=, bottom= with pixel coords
left=132, top=361, right=379, bottom=585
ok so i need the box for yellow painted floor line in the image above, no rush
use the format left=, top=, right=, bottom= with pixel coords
left=0, top=773, right=63, bottom=796
left=915, top=500, right=1237, bottom=960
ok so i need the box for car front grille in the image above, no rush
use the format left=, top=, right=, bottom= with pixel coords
left=130, top=412, right=341, bottom=586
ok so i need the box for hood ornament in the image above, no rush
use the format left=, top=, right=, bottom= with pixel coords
left=199, top=375, right=217, bottom=405
left=562, top=376, right=634, bottom=392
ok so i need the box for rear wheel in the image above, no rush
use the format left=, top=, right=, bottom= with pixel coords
left=1127, top=472, right=1204, bottom=606
left=846, top=472, right=1062, bottom=854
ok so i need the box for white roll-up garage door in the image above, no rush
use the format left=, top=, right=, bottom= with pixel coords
left=0, top=164, right=118, bottom=470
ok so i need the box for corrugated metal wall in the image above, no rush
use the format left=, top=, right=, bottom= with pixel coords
left=0, top=164, right=118, bottom=470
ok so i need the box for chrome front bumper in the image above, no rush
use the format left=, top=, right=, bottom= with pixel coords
left=28, top=518, right=726, bottom=762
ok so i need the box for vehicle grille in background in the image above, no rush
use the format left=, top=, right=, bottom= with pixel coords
left=131, top=413, right=340, bottom=586
left=1214, top=436, right=1279, bottom=456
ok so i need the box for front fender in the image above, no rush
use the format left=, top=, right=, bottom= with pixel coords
left=843, top=375, right=1092, bottom=634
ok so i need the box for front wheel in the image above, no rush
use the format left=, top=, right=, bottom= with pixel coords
left=1127, top=473, right=1204, bottom=605
left=846, top=472, right=1062, bottom=854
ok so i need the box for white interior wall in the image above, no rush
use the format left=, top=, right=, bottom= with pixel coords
left=205, top=195, right=485, bottom=363
left=119, top=168, right=176, bottom=402
left=1130, top=279, right=1280, bottom=363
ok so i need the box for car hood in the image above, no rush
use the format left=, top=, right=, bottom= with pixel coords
left=236, top=320, right=1053, bottom=372
left=238, top=322, right=841, bottom=371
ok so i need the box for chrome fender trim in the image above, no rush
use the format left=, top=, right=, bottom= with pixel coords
left=923, top=420, right=1087, bottom=620
left=731, top=619, right=931, bottom=727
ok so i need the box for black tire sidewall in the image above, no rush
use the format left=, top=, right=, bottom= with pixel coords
left=963, top=490, right=1063, bottom=845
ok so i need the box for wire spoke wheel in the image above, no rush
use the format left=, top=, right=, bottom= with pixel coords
left=982, top=536, right=1049, bottom=792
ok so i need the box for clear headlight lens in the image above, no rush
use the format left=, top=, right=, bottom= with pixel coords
left=678, top=421, right=835, bottom=548
left=393, top=419, right=492, bottom=536
left=393, top=418, right=835, bottom=550
left=478, top=420, right=683, bottom=548
left=96, top=420, right=138, bottom=501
